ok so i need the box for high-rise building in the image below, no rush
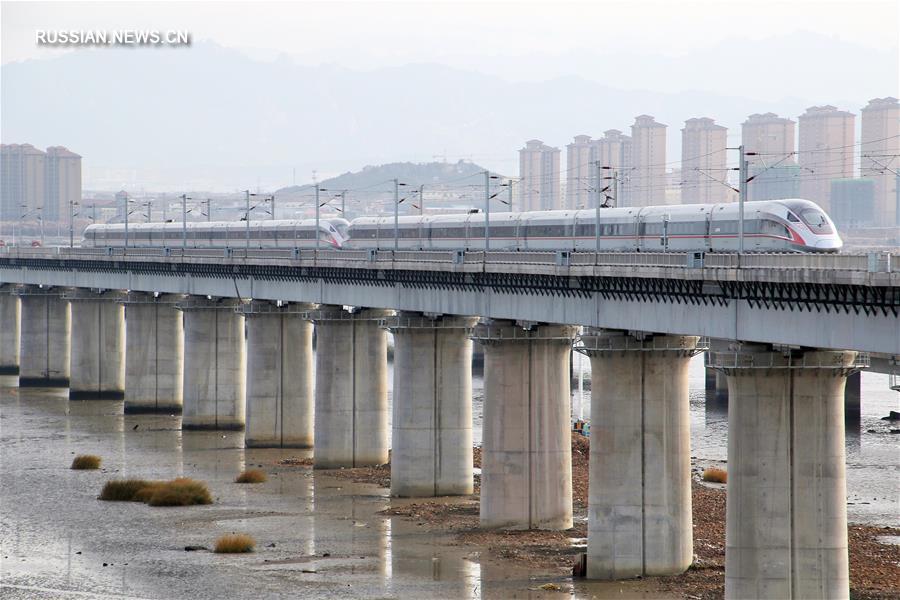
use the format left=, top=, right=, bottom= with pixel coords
left=115, top=190, right=128, bottom=221
left=860, top=97, right=900, bottom=225
left=629, top=115, right=666, bottom=206
left=830, top=178, right=875, bottom=229
left=596, top=129, right=632, bottom=206
left=518, top=139, right=561, bottom=211
left=798, top=105, right=855, bottom=213
left=565, top=135, right=598, bottom=209
left=1, top=144, right=46, bottom=222
left=681, top=117, right=729, bottom=204
left=44, top=146, right=82, bottom=223
left=742, top=113, right=797, bottom=202
left=742, top=112, right=796, bottom=159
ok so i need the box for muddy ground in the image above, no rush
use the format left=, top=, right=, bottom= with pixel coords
left=281, top=434, right=900, bottom=599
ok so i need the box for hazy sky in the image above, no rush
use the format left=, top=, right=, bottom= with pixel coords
left=2, top=0, right=898, bottom=191
left=3, top=0, right=898, bottom=70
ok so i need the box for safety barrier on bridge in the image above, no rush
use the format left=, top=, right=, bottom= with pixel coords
left=574, top=333, right=709, bottom=355
left=0, top=246, right=896, bottom=272
left=707, top=350, right=869, bottom=372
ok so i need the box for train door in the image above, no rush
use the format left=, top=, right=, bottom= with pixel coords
left=634, top=215, right=644, bottom=251
left=661, top=214, right=670, bottom=251
left=704, top=212, right=712, bottom=250
left=753, top=209, right=762, bottom=250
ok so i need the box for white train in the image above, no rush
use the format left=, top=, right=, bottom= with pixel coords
left=82, top=218, right=351, bottom=249
left=346, top=199, right=841, bottom=253
left=82, top=199, right=842, bottom=253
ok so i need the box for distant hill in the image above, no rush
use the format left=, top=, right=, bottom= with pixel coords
left=276, top=160, right=488, bottom=196
left=2, top=37, right=893, bottom=191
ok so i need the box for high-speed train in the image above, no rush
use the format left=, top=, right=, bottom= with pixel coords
left=81, top=199, right=842, bottom=253
left=83, top=218, right=350, bottom=249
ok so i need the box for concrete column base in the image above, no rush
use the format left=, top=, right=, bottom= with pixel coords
left=123, top=293, right=185, bottom=414
left=474, top=321, right=577, bottom=530
left=386, top=312, right=478, bottom=497
left=66, top=289, right=126, bottom=400
left=178, top=297, right=246, bottom=431
left=0, top=285, right=21, bottom=375
left=312, top=306, right=392, bottom=468
left=15, top=286, right=70, bottom=387
left=580, top=330, right=701, bottom=579
left=713, top=346, right=858, bottom=600
left=241, top=301, right=316, bottom=448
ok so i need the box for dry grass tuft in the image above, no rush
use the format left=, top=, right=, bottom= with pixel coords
left=146, top=478, right=213, bottom=506
left=214, top=534, right=256, bottom=554
left=71, top=455, right=102, bottom=470
left=99, top=477, right=212, bottom=506
left=235, top=469, right=267, bottom=484
left=99, top=479, right=160, bottom=501
left=702, top=467, right=728, bottom=484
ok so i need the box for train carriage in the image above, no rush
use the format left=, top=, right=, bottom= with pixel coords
left=83, top=199, right=840, bottom=254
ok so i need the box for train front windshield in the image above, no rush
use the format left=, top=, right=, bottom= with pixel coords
left=799, top=208, right=833, bottom=234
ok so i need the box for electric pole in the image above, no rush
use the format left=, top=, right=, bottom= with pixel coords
left=596, top=162, right=603, bottom=253
left=124, top=193, right=129, bottom=251
left=418, top=184, right=425, bottom=216
left=181, top=194, right=191, bottom=248
left=315, top=185, right=321, bottom=251
left=69, top=199, right=75, bottom=248
left=393, top=178, right=400, bottom=251
left=738, top=144, right=747, bottom=254
left=244, top=189, right=250, bottom=251
left=484, top=170, right=491, bottom=253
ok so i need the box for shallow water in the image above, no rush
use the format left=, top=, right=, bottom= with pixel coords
left=0, top=376, right=661, bottom=599
left=1, top=353, right=897, bottom=598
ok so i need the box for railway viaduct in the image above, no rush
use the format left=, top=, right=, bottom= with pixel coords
left=2, top=246, right=898, bottom=599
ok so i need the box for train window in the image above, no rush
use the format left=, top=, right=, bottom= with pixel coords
left=711, top=220, right=737, bottom=234
left=786, top=212, right=800, bottom=223
left=491, top=226, right=517, bottom=238
left=799, top=209, right=832, bottom=234
left=610, top=223, right=634, bottom=236
left=432, top=227, right=465, bottom=238
left=526, top=225, right=566, bottom=237
left=469, top=227, right=485, bottom=238
left=644, top=223, right=662, bottom=236
left=760, top=220, right=789, bottom=238
left=575, top=224, right=594, bottom=237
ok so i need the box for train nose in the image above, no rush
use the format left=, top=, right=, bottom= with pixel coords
left=815, top=237, right=843, bottom=250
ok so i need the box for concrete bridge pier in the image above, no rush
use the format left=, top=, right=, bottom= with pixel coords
left=579, top=330, right=700, bottom=579
left=312, top=306, right=393, bottom=468
left=15, top=286, right=70, bottom=387
left=65, top=289, right=126, bottom=400
left=844, top=371, right=861, bottom=421
left=0, top=285, right=21, bottom=375
left=177, top=297, right=246, bottom=430
left=386, top=312, right=478, bottom=497
left=715, top=345, right=858, bottom=600
left=122, top=293, right=185, bottom=414
left=705, top=338, right=731, bottom=401
left=240, top=301, right=316, bottom=448
left=474, top=320, right=577, bottom=530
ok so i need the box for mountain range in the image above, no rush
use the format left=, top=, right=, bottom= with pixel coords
left=2, top=34, right=893, bottom=192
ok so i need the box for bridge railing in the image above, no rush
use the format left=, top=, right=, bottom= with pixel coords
left=0, top=246, right=895, bottom=273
